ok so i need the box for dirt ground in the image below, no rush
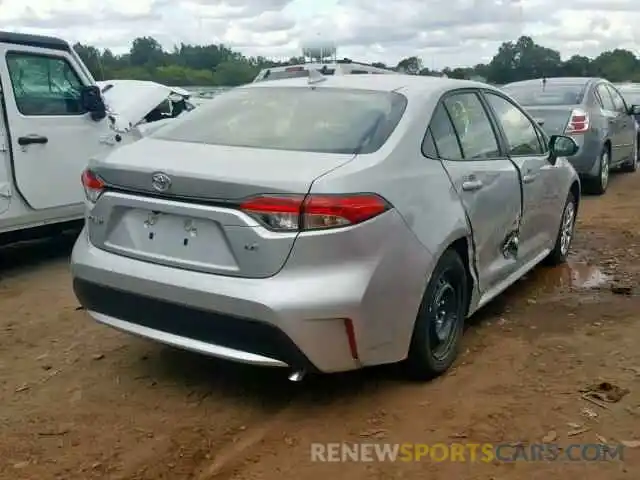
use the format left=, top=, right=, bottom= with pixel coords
left=2, top=171, right=640, bottom=480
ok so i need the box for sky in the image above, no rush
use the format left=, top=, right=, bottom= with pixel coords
left=0, top=0, right=639, bottom=69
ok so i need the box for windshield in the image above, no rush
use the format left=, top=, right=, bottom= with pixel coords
left=502, top=82, right=586, bottom=106
left=151, top=86, right=408, bottom=154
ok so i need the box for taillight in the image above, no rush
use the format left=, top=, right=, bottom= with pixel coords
left=239, top=194, right=391, bottom=232
left=81, top=168, right=105, bottom=203
left=565, top=109, right=589, bottom=134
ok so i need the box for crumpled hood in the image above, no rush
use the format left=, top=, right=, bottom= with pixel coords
left=97, top=79, right=189, bottom=130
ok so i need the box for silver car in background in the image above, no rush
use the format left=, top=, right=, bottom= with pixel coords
left=71, top=75, right=581, bottom=382
left=502, top=77, right=640, bottom=195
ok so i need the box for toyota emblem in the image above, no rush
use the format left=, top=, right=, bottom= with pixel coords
left=151, top=172, right=171, bottom=192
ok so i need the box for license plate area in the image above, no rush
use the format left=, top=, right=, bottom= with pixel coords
left=104, top=208, right=236, bottom=267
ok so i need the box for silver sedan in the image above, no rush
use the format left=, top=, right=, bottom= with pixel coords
left=71, top=74, right=581, bottom=382
left=502, top=77, right=639, bottom=195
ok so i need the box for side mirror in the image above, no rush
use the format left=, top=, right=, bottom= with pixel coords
left=534, top=118, right=545, bottom=127
left=80, top=85, right=107, bottom=121
left=548, top=134, right=579, bottom=164
left=628, top=104, right=640, bottom=116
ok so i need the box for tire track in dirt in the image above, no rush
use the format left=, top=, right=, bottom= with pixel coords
left=194, top=401, right=300, bottom=480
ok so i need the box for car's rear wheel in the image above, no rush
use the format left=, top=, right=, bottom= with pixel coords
left=405, top=249, right=468, bottom=381
left=586, top=145, right=610, bottom=195
left=621, top=135, right=638, bottom=173
left=544, top=191, right=577, bottom=266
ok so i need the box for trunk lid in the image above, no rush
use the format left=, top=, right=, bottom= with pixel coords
left=88, top=138, right=355, bottom=278
left=520, top=105, right=574, bottom=135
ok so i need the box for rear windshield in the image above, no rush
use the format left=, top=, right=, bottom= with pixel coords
left=502, top=82, right=586, bottom=106
left=256, top=67, right=335, bottom=82
left=151, top=86, right=408, bottom=154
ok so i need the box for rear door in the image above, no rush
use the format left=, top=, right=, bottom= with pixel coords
left=482, top=90, right=560, bottom=262
left=595, top=83, right=625, bottom=159
left=0, top=44, right=111, bottom=210
left=606, top=84, right=635, bottom=164
left=429, top=90, right=522, bottom=293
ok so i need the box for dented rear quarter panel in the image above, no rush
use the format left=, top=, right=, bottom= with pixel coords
left=309, top=87, right=476, bottom=307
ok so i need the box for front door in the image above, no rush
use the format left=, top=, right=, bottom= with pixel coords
left=482, top=91, right=559, bottom=263
left=0, top=44, right=111, bottom=210
left=429, top=91, right=522, bottom=294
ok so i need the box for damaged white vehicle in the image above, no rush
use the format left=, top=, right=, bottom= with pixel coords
left=97, top=80, right=196, bottom=136
left=0, top=31, right=192, bottom=245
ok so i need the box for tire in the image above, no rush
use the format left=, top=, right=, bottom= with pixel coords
left=544, top=191, right=577, bottom=266
left=621, top=135, right=638, bottom=173
left=405, top=249, right=468, bottom=381
left=586, top=145, right=610, bottom=195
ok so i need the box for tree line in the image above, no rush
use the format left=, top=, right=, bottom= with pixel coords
left=73, top=35, right=640, bottom=87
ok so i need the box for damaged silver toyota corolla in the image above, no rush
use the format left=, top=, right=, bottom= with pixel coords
left=70, top=74, right=581, bottom=382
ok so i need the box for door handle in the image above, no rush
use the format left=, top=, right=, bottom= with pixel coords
left=461, top=179, right=483, bottom=191
left=523, top=173, right=538, bottom=183
left=17, top=135, right=48, bottom=146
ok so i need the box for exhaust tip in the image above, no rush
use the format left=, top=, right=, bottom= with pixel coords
left=288, top=370, right=305, bottom=382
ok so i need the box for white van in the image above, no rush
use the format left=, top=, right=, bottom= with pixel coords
left=0, top=31, right=173, bottom=245
left=252, top=59, right=398, bottom=82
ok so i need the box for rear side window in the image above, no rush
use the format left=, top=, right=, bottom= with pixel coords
left=502, top=82, right=586, bottom=106
left=429, top=103, right=463, bottom=160
left=421, top=128, right=438, bottom=158
left=152, top=87, right=408, bottom=154
left=442, top=92, right=500, bottom=160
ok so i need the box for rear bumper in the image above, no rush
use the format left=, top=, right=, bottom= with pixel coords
left=70, top=210, right=433, bottom=374
left=566, top=134, right=602, bottom=176
left=73, top=279, right=315, bottom=370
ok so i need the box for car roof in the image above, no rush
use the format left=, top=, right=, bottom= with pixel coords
left=0, top=30, right=70, bottom=52
left=240, top=74, right=498, bottom=99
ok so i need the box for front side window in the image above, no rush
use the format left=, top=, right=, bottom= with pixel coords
left=6, top=52, right=84, bottom=116
left=485, top=93, right=545, bottom=156
left=152, top=86, right=407, bottom=155
left=596, top=84, right=615, bottom=111
left=606, top=85, right=628, bottom=113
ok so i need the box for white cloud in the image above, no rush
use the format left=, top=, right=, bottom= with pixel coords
left=0, top=0, right=638, bottom=68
